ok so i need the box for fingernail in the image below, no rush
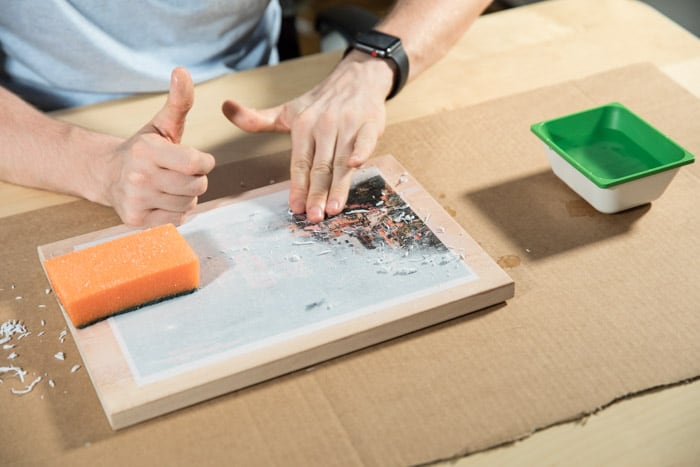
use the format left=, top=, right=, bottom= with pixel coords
left=308, top=206, right=324, bottom=221
left=290, top=200, right=305, bottom=213
left=327, top=200, right=339, bottom=213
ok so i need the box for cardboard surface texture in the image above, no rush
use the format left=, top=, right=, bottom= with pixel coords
left=1, top=63, right=699, bottom=466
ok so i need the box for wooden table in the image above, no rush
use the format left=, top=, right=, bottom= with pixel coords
left=2, top=0, right=699, bottom=464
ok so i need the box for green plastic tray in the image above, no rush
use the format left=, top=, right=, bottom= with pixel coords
left=530, top=102, right=695, bottom=188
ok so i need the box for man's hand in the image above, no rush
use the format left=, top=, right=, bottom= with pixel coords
left=221, top=53, right=393, bottom=223
left=104, top=67, right=215, bottom=226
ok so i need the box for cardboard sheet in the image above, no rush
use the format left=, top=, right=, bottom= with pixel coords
left=1, top=63, right=699, bottom=466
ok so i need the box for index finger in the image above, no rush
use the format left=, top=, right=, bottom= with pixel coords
left=222, top=100, right=289, bottom=133
left=151, top=141, right=216, bottom=176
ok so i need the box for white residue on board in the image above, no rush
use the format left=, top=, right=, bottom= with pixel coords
left=344, top=209, right=369, bottom=215
left=373, top=256, right=393, bottom=266
left=394, top=267, right=418, bottom=276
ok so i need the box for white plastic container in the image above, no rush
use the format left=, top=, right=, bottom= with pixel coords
left=531, top=103, right=695, bottom=213
left=543, top=145, right=683, bottom=213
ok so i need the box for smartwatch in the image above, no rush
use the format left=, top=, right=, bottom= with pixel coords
left=346, top=29, right=410, bottom=100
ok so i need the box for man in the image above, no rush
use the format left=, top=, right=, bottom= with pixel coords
left=0, top=0, right=492, bottom=226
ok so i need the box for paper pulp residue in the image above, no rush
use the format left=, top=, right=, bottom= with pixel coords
left=108, top=167, right=479, bottom=385
left=1, top=298, right=81, bottom=396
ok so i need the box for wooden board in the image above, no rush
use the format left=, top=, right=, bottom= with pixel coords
left=37, top=154, right=514, bottom=429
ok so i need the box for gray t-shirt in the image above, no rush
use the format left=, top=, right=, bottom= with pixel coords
left=0, top=0, right=281, bottom=110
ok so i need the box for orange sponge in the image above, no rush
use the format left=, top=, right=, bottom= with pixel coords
left=44, top=224, right=199, bottom=328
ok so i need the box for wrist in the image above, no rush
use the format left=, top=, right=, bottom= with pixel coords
left=344, top=30, right=410, bottom=100
left=68, top=126, right=124, bottom=207
left=341, top=49, right=396, bottom=100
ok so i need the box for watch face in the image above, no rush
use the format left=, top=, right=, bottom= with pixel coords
left=356, top=30, right=400, bottom=54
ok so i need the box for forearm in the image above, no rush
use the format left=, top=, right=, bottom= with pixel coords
left=378, top=0, right=492, bottom=79
left=0, top=86, right=122, bottom=205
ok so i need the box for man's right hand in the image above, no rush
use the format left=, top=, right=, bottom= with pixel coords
left=104, top=67, right=215, bottom=226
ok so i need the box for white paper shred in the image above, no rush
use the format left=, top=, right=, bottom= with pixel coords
left=11, top=376, right=42, bottom=395
left=344, top=209, right=370, bottom=215
left=0, top=320, right=29, bottom=345
left=70, top=365, right=81, bottom=373
left=0, top=365, right=27, bottom=383
left=54, top=352, right=65, bottom=361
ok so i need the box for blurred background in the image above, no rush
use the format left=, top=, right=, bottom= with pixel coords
left=279, top=0, right=699, bottom=60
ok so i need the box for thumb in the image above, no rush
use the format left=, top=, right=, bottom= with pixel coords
left=143, top=67, right=194, bottom=143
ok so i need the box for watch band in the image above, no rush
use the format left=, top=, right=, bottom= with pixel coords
left=383, top=40, right=409, bottom=100
left=345, top=30, right=410, bottom=100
